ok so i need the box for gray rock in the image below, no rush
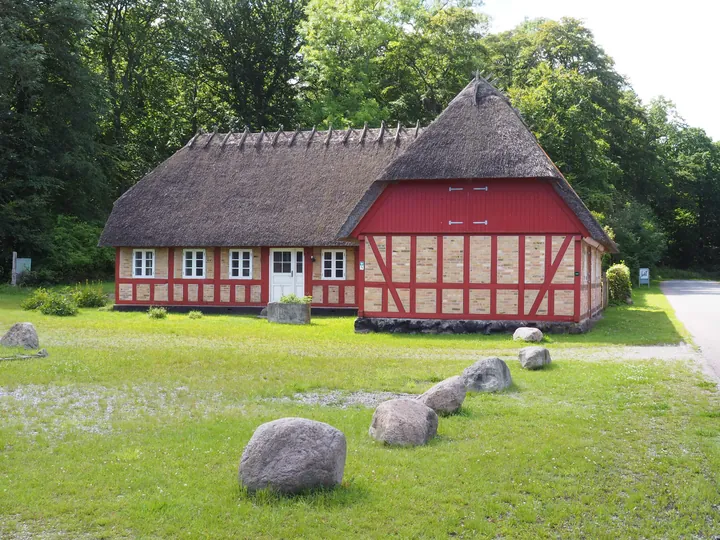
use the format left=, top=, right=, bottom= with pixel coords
left=417, top=376, right=466, bottom=415
left=239, top=417, right=346, bottom=494
left=369, top=398, right=438, bottom=446
left=1, top=323, right=39, bottom=350
left=462, top=357, right=513, bottom=392
left=266, top=302, right=311, bottom=324
left=519, top=346, right=551, bottom=370
left=513, top=327, right=543, bottom=342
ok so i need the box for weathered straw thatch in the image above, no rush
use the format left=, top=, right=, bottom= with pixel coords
left=342, top=78, right=617, bottom=251
left=99, top=125, right=418, bottom=247
left=101, top=77, right=616, bottom=251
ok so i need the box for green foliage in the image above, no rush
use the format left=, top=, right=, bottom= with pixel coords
left=188, top=310, right=203, bottom=319
left=39, top=292, right=79, bottom=316
left=45, top=217, right=115, bottom=282
left=20, top=288, right=52, bottom=311
left=148, top=306, right=168, bottom=319
left=607, top=263, right=632, bottom=305
left=69, top=281, right=108, bottom=308
left=606, top=201, right=667, bottom=279
left=4, top=2, right=720, bottom=283
left=279, top=293, right=312, bottom=304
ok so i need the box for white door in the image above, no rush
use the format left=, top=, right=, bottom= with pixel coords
left=270, top=249, right=305, bottom=302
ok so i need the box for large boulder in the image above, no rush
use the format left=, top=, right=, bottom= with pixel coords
left=0, top=323, right=39, bottom=350
left=239, top=418, right=346, bottom=494
left=462, top=357, right=513, bottom=392
left=519, top=346, right=552, bottom=370
left=417, top=376, right=466, bottom=415
left=369, top=399, right=438, bottom=446
left=513, top=327, right=543, bottom=342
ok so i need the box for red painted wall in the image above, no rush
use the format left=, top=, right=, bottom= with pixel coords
left=353, top=179, right=590, bottom=236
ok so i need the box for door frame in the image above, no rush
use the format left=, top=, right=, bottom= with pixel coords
left=269, top=248, right=305, bottom=301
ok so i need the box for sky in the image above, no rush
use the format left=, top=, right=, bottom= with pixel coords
left=482, top=0, right=719, bottom=141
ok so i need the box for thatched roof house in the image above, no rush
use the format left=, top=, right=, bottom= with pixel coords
left=102, top=77, right=615, bottom=332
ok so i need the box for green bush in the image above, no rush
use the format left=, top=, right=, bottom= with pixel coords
left=69, top=281, right=107, bottom=308
left=39, top=293, right=79, bottom=316
left=20, top=288, right=52, bottom=310
left=188, top=310, right=203, bottom=320
left=279, top=293, right=312, bottom=304
left=607, top=262, right=632, bottom=305
left=148, top=306, right=168, bottom=319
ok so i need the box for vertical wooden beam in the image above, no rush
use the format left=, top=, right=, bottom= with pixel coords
left=490, top=235, right=497, bottom=316
left=410, top=235, right=417, bottom=314
left=115, top=249, right=120, bottom=304
left=168, top=247, right=175, bottom=303
left=214, top=247, right=221, bottom=303
left=358, top=236, right=365, bottom=316
left=518, top=235, right=525, bottom=318
left=261, top=247, right=270, bottom=304
left=386, top=235, right=393, bottom=310
left=463, top=235, right=470, bottom=316
left=436, top=235, right=444, bottom=315
left=544, top=236, right=553, bottom=316
left=574, top=236, right=582, bottom=322
left=304, top=247, right=313, bottom=297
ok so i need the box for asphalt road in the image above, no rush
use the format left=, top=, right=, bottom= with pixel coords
left=661, top=280, right=720, bottom=380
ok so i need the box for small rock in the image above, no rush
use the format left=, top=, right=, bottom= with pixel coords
left=626, top=297, right=634, bottom=305
left=513, top=327, right=543, bottom=342
left=462, top=357, right=512, bottom=392
left=417, top=376, right=466, bottom=415
left=239, top=417, right=346, bottom=494
left=369, top=399, right=438, bottom=446
left=0, top=323, right=39, bottom=350
left=259, top=307, right=268, bottom=317
left=519, top=346, right=551, bottom=370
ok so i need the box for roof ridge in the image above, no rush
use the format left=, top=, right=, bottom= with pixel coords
left=187, top=123, right=425, bottom=149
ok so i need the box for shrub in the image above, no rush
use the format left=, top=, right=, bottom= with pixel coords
left=279, top=293, right=312, bottom=304
left=46, top=216, right=115, bottom=282
left=188, top=310, right=203, bottom=320
left=607, top=262, right=632, bottom=305
left=148, top=306, right=168, bottom=319
left=69, top=281, right=107, bottom=308
left=39, top=293, right=79, bottom=316
left=20, top=288, right=52, bottom=311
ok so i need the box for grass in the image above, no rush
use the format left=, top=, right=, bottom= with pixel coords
left=0, top=283, right=717, bottom=538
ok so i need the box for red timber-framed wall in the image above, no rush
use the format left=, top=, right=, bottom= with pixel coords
left=352, top=178, right=606, bottom=322
left=113, top=246, right=359, bottom=308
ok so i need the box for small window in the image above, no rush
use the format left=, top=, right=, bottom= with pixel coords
left=273, top=251, right=292, bottom=274
left=322, top=250, right=345, bottom=280
left=183, top=249, right=206, bottom=278
left=133, top=249, right=154, bottom=278
left=229, top=249, right=252, bottom=279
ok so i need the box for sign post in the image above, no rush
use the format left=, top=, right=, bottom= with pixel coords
left=11, top=251, right=17, bottom=286
left=639, top=268, right=650, bottom=287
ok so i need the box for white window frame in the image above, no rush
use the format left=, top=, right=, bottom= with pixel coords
left=229, top=249, right=253, bottom=279
left=321, top=249, right=346, bottom=280
left=132, top=249, right=155, bottom=278
left=183, top=249, right=206, bottom=278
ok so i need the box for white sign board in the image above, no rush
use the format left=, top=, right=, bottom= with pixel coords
left=639, top=268, right=650, bottom=286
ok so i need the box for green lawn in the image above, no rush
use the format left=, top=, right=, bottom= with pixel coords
left=1, top=284, right=718, bottom=538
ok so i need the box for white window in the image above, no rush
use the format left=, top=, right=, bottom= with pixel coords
left=183, top=249, right=205, bottom=278
left=133, top=249, right=154, bottom=277
left=229, top=249, right=253, bottom=279
left=322, top=250, right=345, bottom=279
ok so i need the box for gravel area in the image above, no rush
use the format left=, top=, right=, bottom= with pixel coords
left=267, top=390, right=415, bottom=408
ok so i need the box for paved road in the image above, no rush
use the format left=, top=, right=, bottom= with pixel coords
left=661, top=280, right=720, bottom=380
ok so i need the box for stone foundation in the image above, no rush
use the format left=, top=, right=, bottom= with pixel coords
left=354, top=316, right=599, bottom=335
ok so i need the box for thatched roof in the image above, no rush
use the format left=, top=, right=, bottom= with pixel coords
left=100, top=77, right=616, bottom=252
left=99, top=125, right=419, bottom=247
left=341, top=78, right=617, bottom=251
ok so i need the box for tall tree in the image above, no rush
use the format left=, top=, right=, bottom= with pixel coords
left=195, top=0, right=307, bottom=129
left=0, top=0, right=107, bottom=278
